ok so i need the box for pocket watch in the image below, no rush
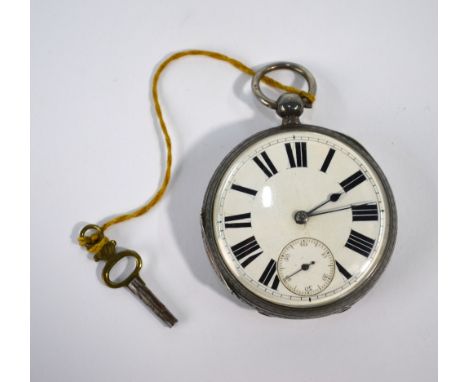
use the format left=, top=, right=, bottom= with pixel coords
left=201, top=62, right=397, bottom=318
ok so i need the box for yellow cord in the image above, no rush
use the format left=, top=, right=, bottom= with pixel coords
left=78, top=50, right=315, bottom=249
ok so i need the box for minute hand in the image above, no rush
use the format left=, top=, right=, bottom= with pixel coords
left=308, top=203, right=373, bottom=217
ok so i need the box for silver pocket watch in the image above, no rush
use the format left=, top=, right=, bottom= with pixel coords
left=201, top=62, right=397, bottom=318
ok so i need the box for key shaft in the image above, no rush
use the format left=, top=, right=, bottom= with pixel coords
left=127, top=275, right=178, bottom=327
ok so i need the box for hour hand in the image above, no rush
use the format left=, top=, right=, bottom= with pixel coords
left=306, top=192, right=342, bottom=216
left=294, top=192, right=342, bottom=224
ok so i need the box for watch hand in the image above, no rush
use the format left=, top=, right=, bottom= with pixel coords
left=306, top=192, right=342, bottom=215
left=295, top=192, right=342, bottom=224
left=285, top=261, right=315, bottom=280
left=308, top=202, right=373, bottom=217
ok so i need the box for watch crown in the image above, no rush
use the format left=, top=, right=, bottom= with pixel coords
left=276, top=93, right=304, bottom=125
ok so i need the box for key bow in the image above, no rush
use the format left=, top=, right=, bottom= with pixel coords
left=79, top=224, right=142, bottom=288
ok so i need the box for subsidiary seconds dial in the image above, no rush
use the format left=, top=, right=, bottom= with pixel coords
left=277, top=238, right=335, bottom=296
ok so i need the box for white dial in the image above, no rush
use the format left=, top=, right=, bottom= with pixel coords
left=211, top=129, right=391, bottom=308
left=277, top=238, right=335, bottom=296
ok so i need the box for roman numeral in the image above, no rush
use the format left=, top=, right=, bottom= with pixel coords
left=351, top=203, right=379, bottom=221
left=340, top=170, right=366, bottom=192
left=335, top=260, right=352, bottom=279
left=231, top=184, right=258, bottom=196
left=320, top=148, right=335, bottom=173
left=345, top=230, right=375, bottom=257
left=259, top=259, right=280, bottom=290
left=231, top=236, right=262, bottom=268
left=224, top=213, right=251, bottom=228
left=285, top=142, right=307, bottom=168
left=253, top=151, right=278, bottom=178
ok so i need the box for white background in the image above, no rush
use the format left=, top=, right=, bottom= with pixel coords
left=31, top=1, right=437, bottom=381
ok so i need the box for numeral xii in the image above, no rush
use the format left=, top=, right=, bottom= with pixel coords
left=285, top=142, right=307, bottom=168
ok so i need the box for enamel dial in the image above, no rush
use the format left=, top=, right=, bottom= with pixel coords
left=202, top=125, right=396, bottom=317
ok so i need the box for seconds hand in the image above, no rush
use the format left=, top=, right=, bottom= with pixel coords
left=285, top=261, right=316, bottom=281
